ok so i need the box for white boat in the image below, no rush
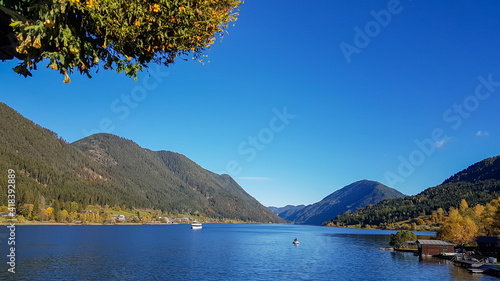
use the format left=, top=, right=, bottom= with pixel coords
left=191, top=221, right=202, bottom=229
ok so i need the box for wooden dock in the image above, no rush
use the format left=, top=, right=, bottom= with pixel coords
left=394, top=248, right=418, bottom=254
left=434, top=253, right=500, bottom=278
left=467, top=265, right=500, bottom=276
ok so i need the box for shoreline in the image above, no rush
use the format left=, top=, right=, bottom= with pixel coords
left=2, top=222, right=178, bottom=226
left=1, top=221, right=280, bottom=226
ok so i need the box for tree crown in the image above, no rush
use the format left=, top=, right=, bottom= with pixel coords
left=1, top=0, right=242, bottom=82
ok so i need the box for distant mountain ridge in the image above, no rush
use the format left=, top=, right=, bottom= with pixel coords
left=333, top=155, right=500, bottom=227
left=0, top=102, right=283, bottom=223
left=268, top=205, right=306, bottom=219
left=269, top=180, right=405, bottom=225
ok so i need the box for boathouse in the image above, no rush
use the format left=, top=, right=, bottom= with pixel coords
left=476, top=236, right=500, bottom=256
left=417, top=240, right=455, bottom=256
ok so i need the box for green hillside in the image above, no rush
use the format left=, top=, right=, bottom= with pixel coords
left=73, top=135, right=281, bottom=222
left=0, top=103, right=131, bottom=209
left=156, top=151, right=278, bottom=222
left=0, top=102, right=283, bottom=223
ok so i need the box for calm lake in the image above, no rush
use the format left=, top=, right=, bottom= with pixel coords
left=0, top=224, right=497, bottom=280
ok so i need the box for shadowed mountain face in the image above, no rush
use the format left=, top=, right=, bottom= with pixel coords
left=268, top=205, right=306, bottom=218
left=0, top=102, right=283, bottom=223
left=269, top=180, right=404, bottom=225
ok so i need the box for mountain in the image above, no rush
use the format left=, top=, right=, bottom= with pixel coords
left=268, top=205, right=306, bottom=219
left=270, top=180, right=405, bottom=225
left=72, top=134, right=282, bottom=222
left=0, top=102, right=283, bottom=223
left=0, top=103, right=126, bottom=208
left=334, top=156, right=500, bottom=227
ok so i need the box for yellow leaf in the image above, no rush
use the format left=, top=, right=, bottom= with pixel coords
left=63, top=71, right=71, bottom=83
left=9, top=21, right=22, bottom=27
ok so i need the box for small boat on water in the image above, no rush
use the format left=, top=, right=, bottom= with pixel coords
left=191, top=221, right=202, bottom=230
left=293, top=238, right=300, bottom=245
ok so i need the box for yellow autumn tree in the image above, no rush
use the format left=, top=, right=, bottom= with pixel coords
left=481, top=201, right=498, bottom=236
left=473, top=204, right=485, bottom=218
left=459, top=199, right=469, bottom=212
left=70, top=211, right=78, bottom=221
left=39, top=209, right=48, bottom=221
left=437, top=208, right=478, bottom=249
left=141, top=214, right=151, bottom=223
left=489, top=197, right=500, bottom=235
left=45, top=207, right=54, bottom=218
left=101, top=212, right=113, bottom=223
left=21, top=203, right=34, bottom=218
left=59, top=209, right=69, bottom=222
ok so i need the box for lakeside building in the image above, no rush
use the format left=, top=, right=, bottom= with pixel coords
left=112, top=214, right=126, bottom=222
left=417, top=240, right=455, bottom=256
left=476, top=236, right=500, bottom=256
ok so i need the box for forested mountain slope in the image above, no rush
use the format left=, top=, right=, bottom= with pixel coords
left=0, top=102, right=283, bottom=223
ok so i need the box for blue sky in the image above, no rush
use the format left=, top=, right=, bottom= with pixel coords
left=1, top=0, right=500, bottom=207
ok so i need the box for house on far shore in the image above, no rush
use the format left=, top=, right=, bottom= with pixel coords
left=476, top=236, right=500, bottom=256
left=417, top=240, right=455, bottom=256
left=112, top=214, right=126, bottom=222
